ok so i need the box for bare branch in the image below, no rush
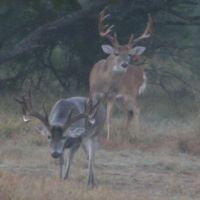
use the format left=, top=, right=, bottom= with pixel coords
left=0, top=1, right=107, bottom=65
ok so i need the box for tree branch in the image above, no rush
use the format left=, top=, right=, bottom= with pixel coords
left=0, top=1, right=107, bottom=66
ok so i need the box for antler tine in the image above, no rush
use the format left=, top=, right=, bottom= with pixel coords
left=67, top=108, right=75, bottom=123
left=127, top=34, right=134, bottom=47
left=14, top=96, right=27, bottom=118
left=63, top=99, right=100, bottom=131
left=14, top=97, right=24, bottom=104
left=89, top=98, right=100, bottom=119
left=15, top=91, right=50, bottom=128
left=42, top=102, right=49, bottom=122
left=84, top=98, right=100, bottom=120
left=28, top=100, right=50, bottom=128
left=113, top=33, right=119, bottom=46
left=98, top=7, right=117, bottom=46
left=28, top=89, right=32, bottom=108
left=63, top=108, right=87, bottom=131
left=30, top=111, right=50, bottom=128
left=132, top=14, right=153, bottom=46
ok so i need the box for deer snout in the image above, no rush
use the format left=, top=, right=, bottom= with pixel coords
left=51, top=151, right=61, bottom=158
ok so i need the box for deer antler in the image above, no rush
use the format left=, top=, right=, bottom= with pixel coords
left=63, top=99, right=100, bottom=130
left=85, top=98, right=100, bottom=120
left=130, top=14, right=153, bottom=46
left=98, top=7, right=119, bottom=46
left=15, top=90, right=50, bottom=129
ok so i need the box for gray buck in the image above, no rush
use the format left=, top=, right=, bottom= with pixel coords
left=89, top=8, right=153, bottom=140
left=16, top=91, right=106, bottom=189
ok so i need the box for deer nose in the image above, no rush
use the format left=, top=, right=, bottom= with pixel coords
left=51, top=152, right=61, bottom=158
left=121, top=63, right=128, bottom=68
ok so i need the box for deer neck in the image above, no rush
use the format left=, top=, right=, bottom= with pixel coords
left=104, top=56, right=127, bottom=96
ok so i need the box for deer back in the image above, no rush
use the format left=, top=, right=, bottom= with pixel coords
left=49, top=97, right=85, bottom=128
left=49, top=97, right=106, bottom=136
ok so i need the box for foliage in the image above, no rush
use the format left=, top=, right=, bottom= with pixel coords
left=0, top=0, right=199, bottom=100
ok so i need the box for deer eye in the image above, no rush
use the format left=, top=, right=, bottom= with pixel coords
left=47, top=135, right=51, bottom=139
left=114, top=52, right=119, bottom=56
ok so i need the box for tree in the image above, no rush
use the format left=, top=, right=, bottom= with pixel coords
left=0, top=0, right=199, bottom=98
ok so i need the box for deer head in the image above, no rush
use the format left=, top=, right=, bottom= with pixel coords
left=99, top=8, right=153, bottom=72
left=15, top=91, right=99, bottom=158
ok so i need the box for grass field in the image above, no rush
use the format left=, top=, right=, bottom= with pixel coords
left=1, top=91, right=200, bottom=200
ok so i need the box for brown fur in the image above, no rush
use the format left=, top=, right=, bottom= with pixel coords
left=119, top=66, right=145, bottom=97
left=89, top=55, right=124, bottom=98
left=90, top=10, right=152, bottom=140
left=89, top=58, right=145, bottom=140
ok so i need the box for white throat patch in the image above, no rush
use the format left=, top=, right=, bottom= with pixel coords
left=113, top=65, right=127, bottom=73
left=139, top=73, right=147, bottom=95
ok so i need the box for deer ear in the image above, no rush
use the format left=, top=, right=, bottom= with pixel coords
left=129, top=46, right=146, bottom=56
left=101, top=45, right=114, bottom=55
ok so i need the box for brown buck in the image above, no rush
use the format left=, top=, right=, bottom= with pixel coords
left=89, top=8, right=153, bottom=140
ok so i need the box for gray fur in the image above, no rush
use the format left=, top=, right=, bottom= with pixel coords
left=40, top=97, right=106, bottom=189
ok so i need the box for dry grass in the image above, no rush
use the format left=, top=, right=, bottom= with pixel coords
left=1, top=144, right=200, bottom=200
left=0, top=171, right=164, bottom=200
left=0, top=171, right=125, bottom=200
left=1, top=92, right=200, bottom=199
left=101, top=112, right=200, bottom=155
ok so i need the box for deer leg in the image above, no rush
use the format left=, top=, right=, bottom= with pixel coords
left=126, top=104, right=140, bottom=140
left=126, top=110, right=134, bottom=138
left=106, top=101, right=114, bottom=140
left=133, top=105, right=140, bottom=135
left=59, top=153, right=64, bottom=180
left=59, top=144, right=79, bottom=180
left=83, top=138, right=96, bottom=189
left=88, top=141, right=95, bottom=189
